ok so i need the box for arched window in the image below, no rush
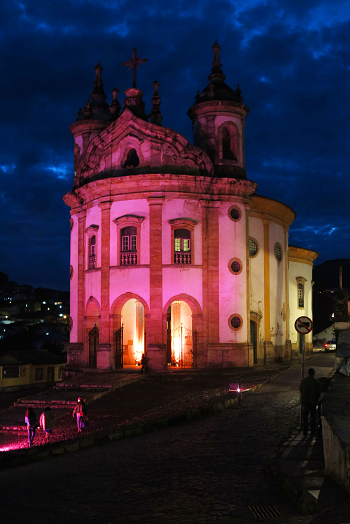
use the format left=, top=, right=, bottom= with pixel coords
left=89, top=235, right=96, bottom=269
left=298, top=283, right=304, bottom=308
left=121, top=226, right=137, bottom=265
left=122, top=148, right=140, bottom=169
left=296, top=276, right=306, bottom=309
left=222, top=127, right=237, bottom=161
left=174, top=229, right=191, bottom=264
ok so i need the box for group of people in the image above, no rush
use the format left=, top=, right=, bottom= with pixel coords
left=23, top=369, right=321, bottom=447
left=24, top=397, right=88, bottom=447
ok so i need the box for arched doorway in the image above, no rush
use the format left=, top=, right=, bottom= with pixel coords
left=250, top=320, right=258, bottom=365
left=167, top=301, right=194, bottom=368
left=120, top=299, right=145, bottom=367
left=85, top=298, right=100, bottom=368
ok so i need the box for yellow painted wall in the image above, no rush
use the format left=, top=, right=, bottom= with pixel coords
left=0, top=363, right=66, bottom=389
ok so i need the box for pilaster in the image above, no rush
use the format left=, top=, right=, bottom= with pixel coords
left=263, top=218, right=271, bottom=343
left=77, top=209, right=86, bottom=345
left=202, top=200, right=220, bottom=349
left=98, top=200, right=112, bottom=368
left=147, top=196, right=166, bottom=371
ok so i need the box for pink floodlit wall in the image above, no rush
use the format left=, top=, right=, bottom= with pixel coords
left=219, top=202, right=247, bottom=343
left=69, top=215, right=79, bottom=342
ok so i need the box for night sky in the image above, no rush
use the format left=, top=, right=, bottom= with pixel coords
left=1, top=1, right=349, bottom=291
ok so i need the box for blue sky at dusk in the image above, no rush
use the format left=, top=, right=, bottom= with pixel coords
left=0, top=0, right=349, bottom=290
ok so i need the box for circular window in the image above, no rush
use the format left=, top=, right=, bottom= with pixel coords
left=248, top=238, right=259, bottom=257
left=228, top=206, right=241, bottom=221
left=228, top=258, right=243, bottom=275
left=274, top=242, right=283, bottom=262
left=228, top=314, right=243, bottom=331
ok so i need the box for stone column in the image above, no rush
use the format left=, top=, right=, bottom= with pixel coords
left=98, top=200, right=113, bottom=369
left=147, top=196, right=166, bottom=371
left=283, top=226, right=291, bottom=360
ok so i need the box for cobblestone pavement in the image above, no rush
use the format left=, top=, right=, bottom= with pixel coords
left=0, top=363, right=296, bottom=449
left=0, top=354, right=334, bottom=523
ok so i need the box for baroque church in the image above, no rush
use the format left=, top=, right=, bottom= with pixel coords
left=63, top=43, right=318, bottom=372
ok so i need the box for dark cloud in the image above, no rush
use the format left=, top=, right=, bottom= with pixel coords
left=0, top=0, right=349, bottom=289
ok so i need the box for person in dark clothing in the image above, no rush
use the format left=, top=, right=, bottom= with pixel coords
left=299, top=368, right=321, bottom=436
left=72, top=397, right=87, bottom=433
left=25, top=407, right=37, bottom=447
left=140, top=353, right=149, bottom=374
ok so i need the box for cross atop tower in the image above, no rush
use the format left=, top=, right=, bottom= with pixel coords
left=122, top=48, right=148, bottom=88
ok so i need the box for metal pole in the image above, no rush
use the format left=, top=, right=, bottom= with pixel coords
left=300, top=334, right=305, bottom=431
left=301, top=334, right=305, bottom=380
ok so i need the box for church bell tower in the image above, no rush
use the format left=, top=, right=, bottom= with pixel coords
left=187, top=41, right=249, bottom=179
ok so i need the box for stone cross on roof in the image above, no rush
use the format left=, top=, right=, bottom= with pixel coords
left=122, top=48, right=148, bottom=88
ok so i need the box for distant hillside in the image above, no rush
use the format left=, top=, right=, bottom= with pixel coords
left=313, top=258, right=350, bottom=292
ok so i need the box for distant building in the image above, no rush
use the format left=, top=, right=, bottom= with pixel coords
left=64, top=43, right=318, bottom=372
left=0, top=351, right=66, bottom=390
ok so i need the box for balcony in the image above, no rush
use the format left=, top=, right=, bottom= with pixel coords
left=174, top=252, right=191, bottom=264
left=121, top=252, right=137, bottom=265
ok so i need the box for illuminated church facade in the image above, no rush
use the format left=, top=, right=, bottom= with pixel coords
left=63, top=43, right=317, bottom=372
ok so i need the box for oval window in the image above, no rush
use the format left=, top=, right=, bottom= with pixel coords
left=229, top=314, right=243, bottom=331
left=248, top=238, right=259, bottom=257
left=228, top=206, right=241, bottom=221
left=274, top=242, right=282, bottom=262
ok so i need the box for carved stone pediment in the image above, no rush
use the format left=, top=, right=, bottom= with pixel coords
left=76, top=109, right=214, bottom=182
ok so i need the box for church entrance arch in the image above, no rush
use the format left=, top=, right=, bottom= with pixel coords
left=164, top=295, right=202, bottom=369
left=111, top=293, right=149, bottom=369
left=85, top=298, right=100, bottom=368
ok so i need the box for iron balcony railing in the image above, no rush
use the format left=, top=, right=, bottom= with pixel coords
left=89, top=254, right=96, bottom=269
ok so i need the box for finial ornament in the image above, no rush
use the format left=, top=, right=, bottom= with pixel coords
left=92, top=62, right=106, bottom=97
left=122, top=48, right=148, bottom=88
left=212, top=40, right=221, bottom=66
left=208, top=41, right=226, bottom=82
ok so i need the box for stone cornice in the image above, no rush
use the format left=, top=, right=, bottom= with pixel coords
left=289, top=245, right=319, bottom=266
left=250, top=194, right=296, bottom=227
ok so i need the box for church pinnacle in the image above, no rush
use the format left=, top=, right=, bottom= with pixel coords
left=208, top=41, right=226, bottom=82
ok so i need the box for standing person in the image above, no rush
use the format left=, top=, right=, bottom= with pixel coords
left=140, top=353, right=149, bottom=375
left=40, top=407, right=55, bottom=443
left=299, top=368, right=321, bottom=436
left=72, top=397, right=87, bottom=433
left=24, top=407, right=37, bottom=447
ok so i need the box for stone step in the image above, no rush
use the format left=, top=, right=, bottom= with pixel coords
left=14, top=400, right=76, bottom=409
left=54, top=383, right=112, bottom=390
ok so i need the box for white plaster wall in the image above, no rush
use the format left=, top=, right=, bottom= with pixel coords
left=289, top=260, right=313, bottom=346
left=269, top=222, right=286, bottom=346
left=219, top=203, right=247, bottom=343
left=249, top=217, right=265, bottom=340
left=110, top=199, right=150, bottom=266
left=85, top=271, right=101, bottom=310
left=163, top=267, right=203, bottom=310
left=86, top=205, right=102, bottom=268
left=70, top=215, right=79, bottom=342
left=110, top=267, right=150, bottom=310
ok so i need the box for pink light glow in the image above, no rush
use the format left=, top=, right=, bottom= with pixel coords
left=0, top=443, right=22, bottom=452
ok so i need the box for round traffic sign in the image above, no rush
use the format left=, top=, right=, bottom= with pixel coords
left=294, top=316, right=313, bottom=335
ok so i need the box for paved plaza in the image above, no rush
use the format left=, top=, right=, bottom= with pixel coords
left=0, top=354, right=336, bottom=523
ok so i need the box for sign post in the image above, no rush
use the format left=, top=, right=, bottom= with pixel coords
left=294, top=316, right=313, bottom=429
